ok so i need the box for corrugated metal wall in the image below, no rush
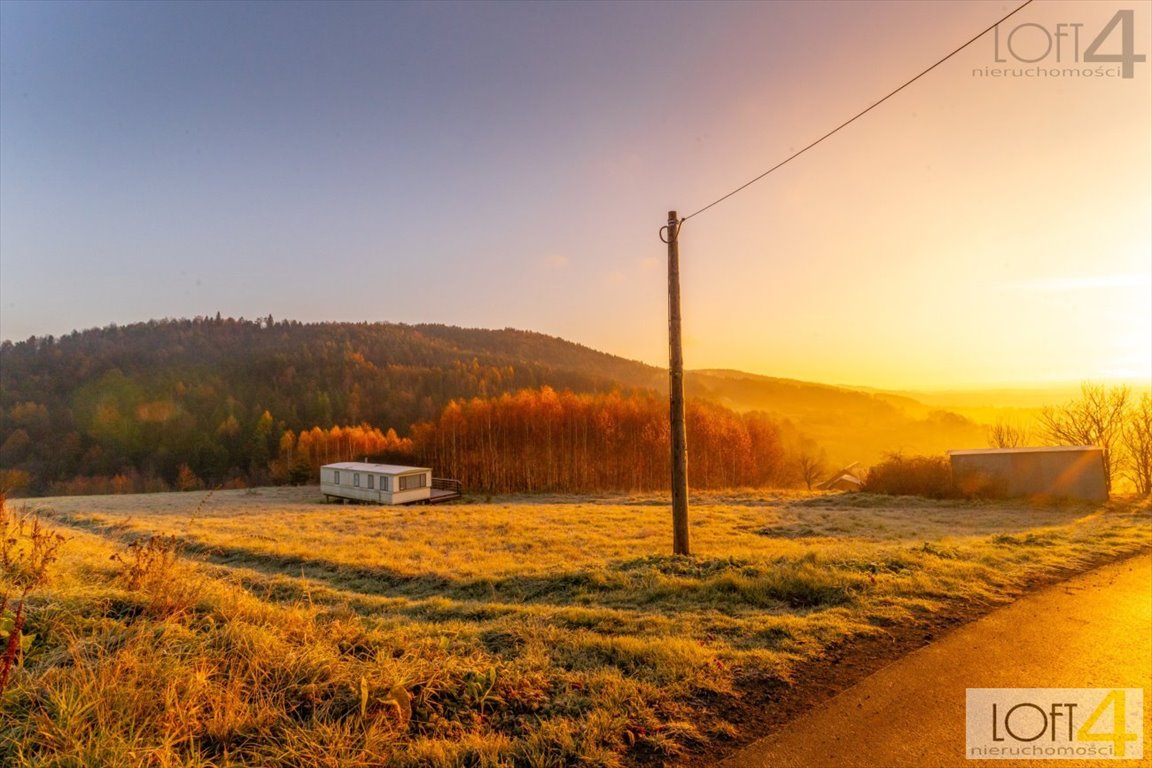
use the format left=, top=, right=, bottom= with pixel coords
left=950, top=449, right=1107, bottom=501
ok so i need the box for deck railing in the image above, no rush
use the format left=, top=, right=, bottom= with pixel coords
left=431, top=477, right=463, bottom=495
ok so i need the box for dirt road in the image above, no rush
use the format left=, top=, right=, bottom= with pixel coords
left=718, top=552, right=1152, bottom=768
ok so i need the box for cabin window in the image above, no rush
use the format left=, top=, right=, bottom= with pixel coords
left=367, top=475, right=374, bottom=489
left=381, top=476, right=391, bottom=492
left=399, top=473, right=427, bottom=491
left=353, top=473, right=360, bottom=487
left=333, top=471, right=340, bottom=484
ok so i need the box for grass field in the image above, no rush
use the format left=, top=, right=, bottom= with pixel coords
left=2, top=487, right=1149, bottom=767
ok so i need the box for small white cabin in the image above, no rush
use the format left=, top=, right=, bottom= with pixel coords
left=320, top=462, right=432, bottom=505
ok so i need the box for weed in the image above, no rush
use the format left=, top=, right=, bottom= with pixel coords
left=110, top=533, right=202, bottom=617
left=111, top=533, right=183, bottom=590
left=0, top=495, right=65, bottom=694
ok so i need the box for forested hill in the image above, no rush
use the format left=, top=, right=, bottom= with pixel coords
left=1, top=317, right=988, bottom=494
left=0, top=318, right=666, bottom=491
left=3, top=319, right=662, bottom=392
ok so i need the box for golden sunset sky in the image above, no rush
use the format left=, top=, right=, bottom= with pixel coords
left=1, top=1, right=1148, bottom=389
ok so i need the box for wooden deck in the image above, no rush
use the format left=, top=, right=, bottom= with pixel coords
left=422, top=478, right=463, bottom=504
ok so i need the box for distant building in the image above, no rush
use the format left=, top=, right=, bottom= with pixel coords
left=947, top=446, right=1107, bottom=501
left=321, top=462, right=432, bottom=505
left=817, top=462, right=864, bottom=492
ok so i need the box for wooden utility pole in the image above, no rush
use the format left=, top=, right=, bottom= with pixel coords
left=666, top=210, right=690, bottom=556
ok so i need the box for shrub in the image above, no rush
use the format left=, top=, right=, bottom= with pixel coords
left=862, top=453, right=957, bottom=499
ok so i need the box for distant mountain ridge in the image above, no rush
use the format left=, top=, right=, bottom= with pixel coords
left=681, top=368, right=989, bottom=466
left=688, top=368, right=926, bottom=413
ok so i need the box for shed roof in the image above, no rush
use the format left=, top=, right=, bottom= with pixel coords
left=323, top=462, right=431, bottom=474
left=947, top=446, right=1101, bottom=457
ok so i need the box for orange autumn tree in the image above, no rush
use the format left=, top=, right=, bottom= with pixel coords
left=271, top=424, right=413, bottom=483
left=410, top=386, right=791, bottom=493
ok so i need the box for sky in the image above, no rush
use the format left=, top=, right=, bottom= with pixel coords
left=1, top=0, right=1149, bottom=390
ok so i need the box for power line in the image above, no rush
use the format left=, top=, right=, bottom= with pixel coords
left=682, top=0, right=1035, bottom=223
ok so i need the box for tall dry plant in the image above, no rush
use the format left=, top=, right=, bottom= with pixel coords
left=108, top=531, right=204, bottom=618
left=0, top=495, right=65, bottom=694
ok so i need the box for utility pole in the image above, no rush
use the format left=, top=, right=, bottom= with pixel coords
left=665, top=210, right=690, bottom=556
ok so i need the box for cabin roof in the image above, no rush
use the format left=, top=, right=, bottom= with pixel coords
left=323, top=462, right=431, bottom=474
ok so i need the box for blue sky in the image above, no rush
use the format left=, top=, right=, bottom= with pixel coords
left=2, top=1, right=1149, bottom=388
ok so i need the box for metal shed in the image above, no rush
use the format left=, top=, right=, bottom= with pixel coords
left=947, top=446, right=1107, bottom=501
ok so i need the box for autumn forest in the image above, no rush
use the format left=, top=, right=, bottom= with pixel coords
left=0, top=318, right=824, bottom=496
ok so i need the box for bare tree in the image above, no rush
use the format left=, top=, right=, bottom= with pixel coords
left=1036, top=383, right=1129, bottom=493
left=988, top=418, right=1029, bottom=448
left=797, top=450, right=826, bottom=491
left=1122, top=393, right=1152, bottom=496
